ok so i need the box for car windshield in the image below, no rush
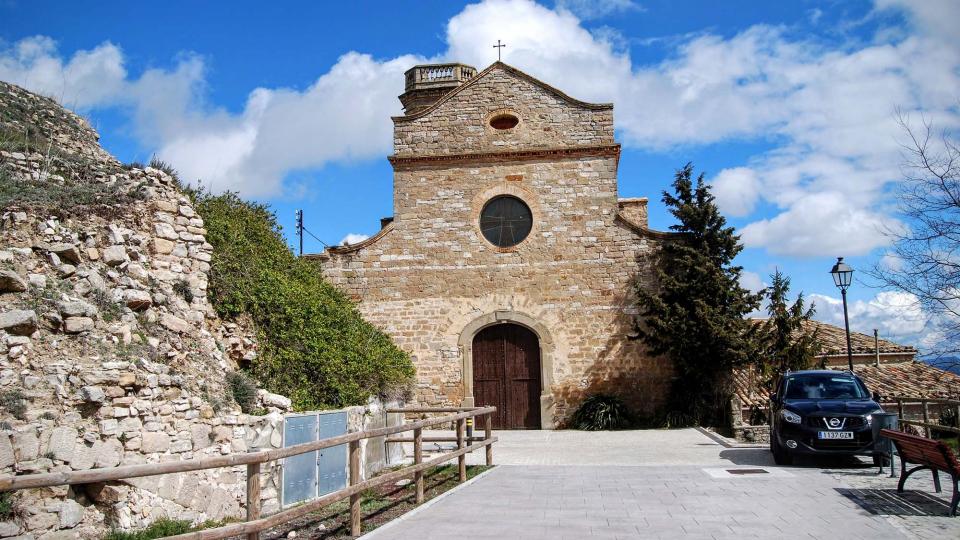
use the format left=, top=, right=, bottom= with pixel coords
left=783, top=374, right=867, bottom=400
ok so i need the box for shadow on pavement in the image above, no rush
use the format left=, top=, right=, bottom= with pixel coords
left=836, top=487, right=954, bottom=517
left=718, top=448, right=876, bottom=469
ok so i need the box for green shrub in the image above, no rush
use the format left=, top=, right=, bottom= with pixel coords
left=103, top=518, right=193, bottom=540
left=0, top=389, right=27, bottom=420
left=227, top=372, right=258, bottom=413
left=172, top=279, right=194, bottom=303
left=148, top=156, right=181, bottom=184
left=0, top=491, right=23, bottom=521
left=190, top=190, right=415, bottom=410
left=570, top=394, right=632, bottom=431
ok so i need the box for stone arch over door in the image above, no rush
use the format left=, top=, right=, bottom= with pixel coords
left=459, top=311, right=555, bottom=429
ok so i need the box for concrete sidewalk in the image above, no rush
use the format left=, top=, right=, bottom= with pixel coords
left=365, top=464, right=902, bottom=539
left=364, top=429, right=959, bottom=539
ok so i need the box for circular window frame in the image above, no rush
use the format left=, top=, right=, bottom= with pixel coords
left=471, top=183, right=540, bottom=252
left=479, top=195, right=533, bottom=248
left=484, top=108, right=522, bottom=134
left=489, top=113, right=519, bottom=130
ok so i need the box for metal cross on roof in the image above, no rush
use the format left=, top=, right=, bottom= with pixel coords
left=493, top=40, right=506, bottom=61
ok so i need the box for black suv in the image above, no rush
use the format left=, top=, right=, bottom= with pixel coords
left=769, top=370, right=884, bottom=465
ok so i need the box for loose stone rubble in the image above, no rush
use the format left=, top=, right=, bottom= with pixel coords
left=0, top=81, right=285, bottom=539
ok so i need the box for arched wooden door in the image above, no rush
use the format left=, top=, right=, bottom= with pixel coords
left=472, top=323, right=541, bottom=429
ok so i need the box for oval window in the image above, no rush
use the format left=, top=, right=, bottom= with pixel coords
left=489, top=113, right=519, bottom=130
left=479, top=195, right=532, bottom=247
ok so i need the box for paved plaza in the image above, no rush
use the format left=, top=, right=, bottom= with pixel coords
left=368, top=429, right=959, bottom=539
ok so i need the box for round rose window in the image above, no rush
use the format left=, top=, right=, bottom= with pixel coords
left=479, top=195, right=532, bottom=247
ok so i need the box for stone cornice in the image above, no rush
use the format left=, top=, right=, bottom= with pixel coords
left=614, top=213, right=678, bottom=240
left=303, top=222, right=395, bottom=258
left=388, top=144, right=621, bottom=170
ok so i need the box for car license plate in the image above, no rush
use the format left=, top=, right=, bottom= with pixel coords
left=818, top=431, right=854, bottom=440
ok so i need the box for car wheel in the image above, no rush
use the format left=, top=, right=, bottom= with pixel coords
left=772, top=435, right=794, bottom=466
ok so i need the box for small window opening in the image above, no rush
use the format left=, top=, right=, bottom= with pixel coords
left=490, top=114, right=519, bottom=130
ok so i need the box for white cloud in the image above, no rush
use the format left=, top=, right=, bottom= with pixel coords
left=1, top=0, right=958, bottom=258
left=555, top=0, right=641, bottom=20
left=739, top=270, right=766, bottom=294
left=712, top=167, right=761, bottom=217
left=340, top=233, right=370, bottom=245
left=0, top=36, right=128, bottom=108
left=740, top=192, right=895, bottom=257
left=810, top=290, right=930, bottom=348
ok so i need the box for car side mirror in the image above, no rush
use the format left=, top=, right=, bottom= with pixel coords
left=770, top=392, right=778, bottom=404
left=872, top=391, right=881, bottom=402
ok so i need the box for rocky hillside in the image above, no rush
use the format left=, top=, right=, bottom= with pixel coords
left=0, top=81, right=293, bottom=539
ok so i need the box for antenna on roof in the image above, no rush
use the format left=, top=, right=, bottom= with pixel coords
left=874, top=329, right=880, bottom=368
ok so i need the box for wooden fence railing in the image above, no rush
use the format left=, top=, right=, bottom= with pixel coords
left=894, top=397, right=960, bottom=438
left=0, top=406, right=497, bottom=539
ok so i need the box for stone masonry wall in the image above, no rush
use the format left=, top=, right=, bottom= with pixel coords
left=321, top=64, right=673, bottom=426
left=324, top=166, right=673, bottom=429
left=392, top=65, right=614, bottom=157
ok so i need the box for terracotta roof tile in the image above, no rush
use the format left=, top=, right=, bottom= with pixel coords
left=749, top=318, right=917, bottom=357
left=733, top=361, right=960, bottom=409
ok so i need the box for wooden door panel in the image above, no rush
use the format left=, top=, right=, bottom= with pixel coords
left=473, top=323, right=541, bottom=429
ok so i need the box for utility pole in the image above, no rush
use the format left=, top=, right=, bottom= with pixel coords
left=295, top=209, right=304, bottom=256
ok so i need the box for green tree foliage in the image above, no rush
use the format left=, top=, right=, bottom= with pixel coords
left=632, top=163, right=762, bottom=426
left=755, top=270, right=820, bottom=391
left=191, top=191, right=414, bottom=410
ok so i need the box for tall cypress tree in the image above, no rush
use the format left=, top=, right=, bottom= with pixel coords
left=633, top=163, right=762, bottom=426
left=755, top=270, right=820, bottom=392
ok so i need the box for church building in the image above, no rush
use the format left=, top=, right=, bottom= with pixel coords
left=315, top=62, right=675, bottom=428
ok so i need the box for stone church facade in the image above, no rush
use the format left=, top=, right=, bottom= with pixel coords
left=315, top=62, right=674, bottom=428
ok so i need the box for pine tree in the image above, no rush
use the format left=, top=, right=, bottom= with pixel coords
left=755, top=270, right=820, bottom=392
left=633, top=163, right=762, bottom=426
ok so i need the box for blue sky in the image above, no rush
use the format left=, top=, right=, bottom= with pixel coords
left=2, top=0, right=958, bottom=351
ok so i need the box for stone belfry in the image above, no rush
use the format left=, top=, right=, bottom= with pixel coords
left=316, top=61, right=672, bottom=429
left=399, top=63, right=478, bottom=115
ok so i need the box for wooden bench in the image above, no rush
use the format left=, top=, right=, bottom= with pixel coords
left=880, top=428, right=960, bottom=516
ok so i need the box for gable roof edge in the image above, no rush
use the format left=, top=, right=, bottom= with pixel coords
left=392, top=61, right=613, bottom=123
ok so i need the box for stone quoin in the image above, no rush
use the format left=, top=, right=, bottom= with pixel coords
left=313, top=62, right=676, bottom=428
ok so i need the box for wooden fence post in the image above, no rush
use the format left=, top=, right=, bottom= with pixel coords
left=897, top=398, right=904, bottom=423
left=485, top=412, right=493, bottom=466
left=456, top=418, right=466, bottom=482
left=349, top=440, right=361, bottom=537
left=414, top=427, right=424, bottom=504
left=922, top=400, right=931, bottom=438
left=246, top=463, right=261, bottom=540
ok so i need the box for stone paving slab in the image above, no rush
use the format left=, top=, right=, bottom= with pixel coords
left=825, top=466, right=960, bottom=540
left=366, top=464, right=905, bottom=539
left=386, top=429, right=959, bottom=539
left=423, top=428, right=736, bottom=466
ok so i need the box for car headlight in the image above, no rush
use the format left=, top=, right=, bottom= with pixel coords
left=781, top=409, right=802, bottom=424
left=865, top=409, right=883, bottom=426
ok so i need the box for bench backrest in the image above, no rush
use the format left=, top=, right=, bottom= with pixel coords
left=880, top=428, right=960, bottom=474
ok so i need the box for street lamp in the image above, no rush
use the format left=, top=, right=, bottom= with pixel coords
left=830, top=257, right=855, bottom=371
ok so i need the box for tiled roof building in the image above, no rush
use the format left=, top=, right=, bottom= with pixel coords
left=734, top=320, right=959, bottom=414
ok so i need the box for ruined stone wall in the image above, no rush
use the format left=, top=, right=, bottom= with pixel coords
left=0, top=81, right=284, bottom=539
left=392, top=66, right=614, bottom=157
left=0, top=80, right=409, bottom=540
left=321, top=155, right=673, bottom=425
